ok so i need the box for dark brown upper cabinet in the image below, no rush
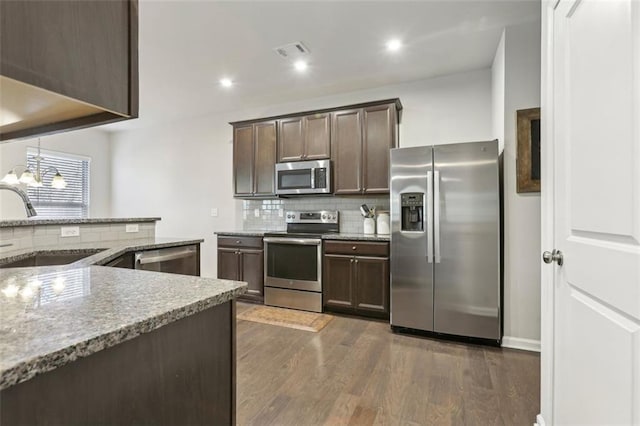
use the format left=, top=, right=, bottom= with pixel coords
left=229, top=99, right=401, bottom=198
left=233, top=121, right=277, bottom=198
left=332, top=103, right=398, bottom=195
left=332, top=109, right=363, bottom=194
left=278, top=113, right=330, bottom=162
left=0, top=0, right=139, bottom=141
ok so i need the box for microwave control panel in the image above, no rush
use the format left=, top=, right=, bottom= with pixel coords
left=314, top=168, right=327, bottom=189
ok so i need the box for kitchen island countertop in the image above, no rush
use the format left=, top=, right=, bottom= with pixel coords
left=0, top=217, right=161, bottom=228
left=0, top=236, right=247, bottom=391
left=0, top=265, right=246, bottom=390
left=0, top=237, right=205, bottom=267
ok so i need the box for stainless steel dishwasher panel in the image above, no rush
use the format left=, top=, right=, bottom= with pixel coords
left=135, top=245, right=200, bottom=276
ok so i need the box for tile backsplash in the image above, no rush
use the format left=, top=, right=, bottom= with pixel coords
left=0, top=222, right=156, bottom=254
left=242, top=196, right=390, bottom=233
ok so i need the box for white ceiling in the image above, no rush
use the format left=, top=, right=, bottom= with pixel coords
left=105, top=0, right=540, bottom=132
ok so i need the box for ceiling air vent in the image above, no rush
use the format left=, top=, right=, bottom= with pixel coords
left=273, top=42, right=310, bottom=60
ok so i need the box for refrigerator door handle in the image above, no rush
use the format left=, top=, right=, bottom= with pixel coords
left=434, top=170, right=441, bottom=263
left=426, top=171, right=434, bottom=263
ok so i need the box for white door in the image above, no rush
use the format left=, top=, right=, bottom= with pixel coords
left=545, top=0, right=640, bottom=424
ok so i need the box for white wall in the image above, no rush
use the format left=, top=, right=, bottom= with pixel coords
left=492, top=31, right=506, bottom=149
left=110, top=68, right=493, bottom=278
left=493, top=21, right=542, bottom=348
left=0, top=128, right=112, bottom=219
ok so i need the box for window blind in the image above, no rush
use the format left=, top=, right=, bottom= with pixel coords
left=26, top=149, right=90, bottom=218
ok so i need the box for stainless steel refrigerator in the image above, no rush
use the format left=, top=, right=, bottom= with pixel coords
left=390, top=140, right=502, bottom=343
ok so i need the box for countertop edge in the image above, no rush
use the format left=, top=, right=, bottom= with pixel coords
left=0, top=281, right=246, bottom=391
left=0, top=238, right=205, bottom=267
left=0, top=218, right=162, bottom=228
left=215, top=231, right=389, bottom=242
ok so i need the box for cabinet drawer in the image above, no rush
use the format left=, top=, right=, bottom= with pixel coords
left=217, top=236, right=263, bottom=249
left=324, top=240, right=389, bottom=257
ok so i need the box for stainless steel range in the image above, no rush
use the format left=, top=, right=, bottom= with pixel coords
left=263, top=210, right=339, bottom=313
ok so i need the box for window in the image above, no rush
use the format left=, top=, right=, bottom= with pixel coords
left=26, top=149, right=90, bottom=218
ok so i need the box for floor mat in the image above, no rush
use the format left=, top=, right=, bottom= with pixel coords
left=237, top=305, right=333, bottom=332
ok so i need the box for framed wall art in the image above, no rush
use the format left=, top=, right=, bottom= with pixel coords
left=516, top=107, right=541, bottom=193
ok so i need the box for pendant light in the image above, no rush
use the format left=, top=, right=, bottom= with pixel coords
left=1, top=139, right=66, bottom=189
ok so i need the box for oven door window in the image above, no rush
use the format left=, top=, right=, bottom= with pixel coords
left=278, top=170, right=312, bottom=190
left=266, top=243, right=317, bottom=281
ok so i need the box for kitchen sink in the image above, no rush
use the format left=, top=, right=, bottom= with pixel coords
left=0, top=249, right=106, bottom=268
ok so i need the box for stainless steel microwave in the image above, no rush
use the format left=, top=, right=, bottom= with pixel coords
left=275, top=159, right=332, bottom=195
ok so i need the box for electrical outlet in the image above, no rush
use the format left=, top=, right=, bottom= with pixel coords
left=254, top=208, right=260, bottom=218
left=278, top=209, right=284, bottom=217
left=60, top=226, right=80, bottom=237
left=125, top=224, right=139, bottom=233
left=210, top=208, right=218, bottom=217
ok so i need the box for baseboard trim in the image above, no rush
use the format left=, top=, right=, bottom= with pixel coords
left=534, top=413, right=546, bottom=426
left=501, top=336, right=541, bottom=352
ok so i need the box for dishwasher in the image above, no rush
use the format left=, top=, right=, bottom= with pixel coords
left=134, top=244, right=200, bottom=276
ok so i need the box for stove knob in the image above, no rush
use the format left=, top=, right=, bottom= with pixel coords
left=321, top=214, right=327, bottom=220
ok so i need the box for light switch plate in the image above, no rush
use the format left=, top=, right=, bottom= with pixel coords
left=60, top=226, right=80, bottom=237
left=278, top=209, right=284, bottom=217
left=125, top=224, right=139, bottom=233
left=254, top=209, right=260, bottom=218
left=210, top=208, right=218, bottom=217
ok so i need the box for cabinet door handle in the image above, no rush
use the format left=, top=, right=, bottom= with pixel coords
left=352, top=246, right=357, bottom=250
left=236, top=240, right=241, bottom=244
left=355, top=259, right=358, bottom=263
left=350, top=259, right=354, bottom=263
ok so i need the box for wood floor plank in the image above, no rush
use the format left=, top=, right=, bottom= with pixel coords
left=236, top=303, right=540, bottom=426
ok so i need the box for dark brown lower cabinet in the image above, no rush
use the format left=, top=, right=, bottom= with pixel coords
left=1, top=302, right=235, bottom=425
left=323, top=241, right=389, bottom=319
left=217, top=236, right=264, bottom=303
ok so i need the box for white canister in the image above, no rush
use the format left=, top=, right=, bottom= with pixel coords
left=376, top=212, right=390, bottom=235
left=363, top=217, right=375, bottom=235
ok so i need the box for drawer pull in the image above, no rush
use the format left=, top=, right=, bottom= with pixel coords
left=236, top=240, right=241, bottom=244
left=352, top=246, right=357, bottom=250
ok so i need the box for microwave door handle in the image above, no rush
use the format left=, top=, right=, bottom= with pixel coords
left=310, top=168, right=315, bottom=189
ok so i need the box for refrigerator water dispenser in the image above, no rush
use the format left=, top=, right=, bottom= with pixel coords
left=401, top=192, right=424, bottom=231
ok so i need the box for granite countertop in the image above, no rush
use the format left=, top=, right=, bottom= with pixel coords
left=0, top=266, right=246, bottom=391
left=0, top=217, right=161, bottom=228
left=215, top=230, right=390, bottom=242
left=0, top=237, right=247, bottom=390
left=215, top=230, right=266, bottom=237
left=321, top=233, right=390, bottom=242
left=0, top=237, right=205, bottom=267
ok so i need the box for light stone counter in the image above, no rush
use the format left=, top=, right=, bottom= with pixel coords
left=0, top=237, right=206, bottom=267
left=0, top=237, right=247, bottom=391
left=216, top=230, right=389, bottom=242
left=0, top=265, right=246, bottom=390
left=0, top=217, right=160, bottom=228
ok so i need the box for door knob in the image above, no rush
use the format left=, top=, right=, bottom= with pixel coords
left=543, top=249, right=563, bottom=266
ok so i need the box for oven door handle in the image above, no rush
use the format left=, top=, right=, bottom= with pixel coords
left=263, top=237, right=321, bottom=245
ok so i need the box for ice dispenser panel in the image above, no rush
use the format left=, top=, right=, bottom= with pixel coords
left=401, top=192, right=424, bottom=231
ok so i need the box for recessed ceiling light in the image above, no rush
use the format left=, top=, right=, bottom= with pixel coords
left=220, top=78, right=233, bottom=88
left=294, top=60, right=308, bottom=72
left=386, top=39, right=402, bottom=52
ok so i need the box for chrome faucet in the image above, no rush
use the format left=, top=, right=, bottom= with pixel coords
left=0, top=183, right=37, bottom=217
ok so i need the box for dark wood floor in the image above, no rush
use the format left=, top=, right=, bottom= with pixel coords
left=236, top=303, right=540, bottom=426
